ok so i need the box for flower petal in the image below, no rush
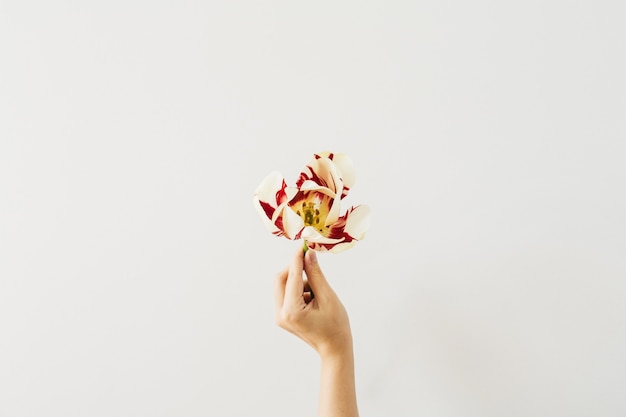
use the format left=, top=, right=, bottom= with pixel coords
left=281, top=206, right=305, bottom=239
left=330, top=153, right=356, bottom=190
left=284, top=186, right=299, bottom=201
left=316, top=152, right=355, bottom=198
left=253, top=171, right=292, bottom=237
left=329, top=241, right=357, bottom=253
left=343, top=204, right=371, bottom=240
left=297, top=155, right=344, bottom=197
left=298, top=180, right=336, bottom=198
left=253, top=195, right=284, bottom=236
left=314, top=204, right=371, bottom=251
left=301, top=226, right=344, bottom=244
left=255, top=171, right=285, bottom=208
left=306, top=241, right=330, bottom=252
left=324, top=193, right=342, bottom=226
left=306, top=239, right=355, bottom=253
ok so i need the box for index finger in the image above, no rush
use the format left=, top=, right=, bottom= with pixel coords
left=284, top=247, right=305, bottom=304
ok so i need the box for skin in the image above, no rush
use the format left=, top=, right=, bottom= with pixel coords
left=274, top=248, right=359, bottom=417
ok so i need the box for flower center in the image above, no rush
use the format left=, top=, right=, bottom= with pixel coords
left=293, top=194, right=331, bottom=234
left=297, top=201, right=321, bottom=226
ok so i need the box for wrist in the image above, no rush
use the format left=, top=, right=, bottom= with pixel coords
left=318, top=334, right=354, bottom=362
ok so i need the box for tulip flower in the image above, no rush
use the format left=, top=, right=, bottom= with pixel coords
left=253, top=152, right=371, bottom=253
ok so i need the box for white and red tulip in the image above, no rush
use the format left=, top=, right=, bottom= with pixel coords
left=253, top=152, right=371, bottom=253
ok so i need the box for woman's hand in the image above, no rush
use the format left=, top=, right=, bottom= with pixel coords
left=273, top=248, right=359, bottom=417
left=273, top=248, right=352, bottom=358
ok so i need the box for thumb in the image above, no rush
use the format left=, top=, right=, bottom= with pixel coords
left=304, top=250, right=331, bottom=300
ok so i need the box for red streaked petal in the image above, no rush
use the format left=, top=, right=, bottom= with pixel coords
left=343, top=204, right=371, bottom=239
left=253, top=196, right=284, bottom=235
left=330, top=153, right=356, bottom=191
left=306, top=240, right=355, bottom=252
left=326, top=204, right=370, bottom=240
left=301, top=226, right=344, bottom=244
left=297, top=155, right=343, bottom=195
left=258, top=200, right=275, bottom=219
left=282, top=206, right=305, bottom=239
left=255, top=171, right=286, bottom=206
left=315, top=151, right=334, bottom=160
left=285, top=186, right=298, bottom=201
left=329, top=241, right=357, bottom=253
left=324, top=193, right=341, bottom=226
left=298, top=180, right=336, bottom=198
left=305, top=241, right=327, bottom=252
left=314, top=152, right=355, bottom=198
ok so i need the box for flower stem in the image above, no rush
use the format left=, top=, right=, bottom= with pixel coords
left=302, top=240, right=309, bottom=253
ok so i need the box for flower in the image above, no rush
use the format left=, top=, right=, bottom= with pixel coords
left=253, top=151, right=370, bottom=253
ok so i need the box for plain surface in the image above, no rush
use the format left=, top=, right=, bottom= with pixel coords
left=1, top=1, right=625, bottom=416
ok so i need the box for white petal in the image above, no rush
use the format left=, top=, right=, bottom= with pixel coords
left=282, top=206, right=304, bottom=239
left=255, top=171, right=284, bottom=206
left=299, top=180, right=336, bottom=198
left=330, top=153, right=356, bottom=190
left=324, top=193, right=341, bottom=226
left=344, top=205, right=371, bottom=239
left=285, top=186, right=299, bottom=201
left=271, top=201, right=288, bottom=223
left=305, top=241, right=328, bottom=252
left=315, top=151, right=332, bottom=158
left=253, top=196, right=282, bottom=234
left=307, top=156, right=344, bottom=195
left=329, top=241, right=357, bottom=253
left=301, top=226, right=344, bottom=244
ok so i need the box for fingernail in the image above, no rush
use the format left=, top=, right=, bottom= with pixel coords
left=308, top=250, right=317, bottom=262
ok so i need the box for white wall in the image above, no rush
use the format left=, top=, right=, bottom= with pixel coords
left=1, top=1, right=625, bottom=416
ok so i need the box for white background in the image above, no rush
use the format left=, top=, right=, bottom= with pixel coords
left=1, top=1, right=625, bottom=416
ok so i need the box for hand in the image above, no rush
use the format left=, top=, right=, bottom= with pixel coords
left=273, top=248, right=353, bottom=358
left=274, top=248, right=360, bottom=417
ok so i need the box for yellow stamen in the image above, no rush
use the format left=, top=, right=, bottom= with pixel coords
left=302, top=202, right=317, bottom=226
left=292, top=195, right=330, bottom=234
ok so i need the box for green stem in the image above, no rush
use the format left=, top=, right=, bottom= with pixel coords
left=302, top=240, right=309, bottom=253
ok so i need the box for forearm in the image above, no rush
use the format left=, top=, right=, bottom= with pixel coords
left=318, top=340, right=359, bottom=417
